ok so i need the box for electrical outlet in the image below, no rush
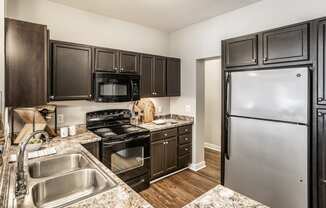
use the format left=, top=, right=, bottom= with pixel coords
left=57, top=114, right=64, bottom=124
left=185, top=105, right=191, bottom=113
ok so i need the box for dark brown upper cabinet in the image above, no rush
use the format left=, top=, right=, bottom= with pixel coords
left=140, top=55, right=167, bottom=98
left=94, top=47, right=119, bottom=72
left=119, top=51, right=139, bottom=74
left=318, top=20, right=326, bottom=105
left=263, top=23, right=309, bottom=64
left=153, top=56, right=166, bottom=97
left=166, top=58, right=181, bottom=96
left=225, top=35, right=258, bottom=68
left=50, top=41, right=92, bottom=101
left=5, top=18, right=48, bottom=107
left=317, top=109, right=326, bottom=208
left=94, top=48, right=139, bottom=74
left=140, top=54, right=155, bottom=97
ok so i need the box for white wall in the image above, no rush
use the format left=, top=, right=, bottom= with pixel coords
left=204, top=59, right=221, bottom=149
left=169, top=0, right=326, bottom=164
left=6, top=0, right=171, bottom=127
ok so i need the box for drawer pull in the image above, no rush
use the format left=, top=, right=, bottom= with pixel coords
left=185, top=129, right=188, bottom=132
left=185, top=148, right=188, bottom=151
left=321, top=179, right=326, bottom=183
left=185, top=138, right=188, bottom=141
left=164, top=133, right=168, bottom=137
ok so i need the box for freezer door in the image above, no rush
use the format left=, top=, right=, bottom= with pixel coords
left=225, top=117, right=308, bottom=208
left=230, top=67, right=308, bottom=124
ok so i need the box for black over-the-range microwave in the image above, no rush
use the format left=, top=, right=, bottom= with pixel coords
left=93, top=72, right=140, bottom=102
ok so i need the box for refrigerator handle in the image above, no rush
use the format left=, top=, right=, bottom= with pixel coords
left=225, top=72, right=231, bottom=160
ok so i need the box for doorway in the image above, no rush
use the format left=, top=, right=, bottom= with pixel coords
left=196, top=58, right=222, bottom=183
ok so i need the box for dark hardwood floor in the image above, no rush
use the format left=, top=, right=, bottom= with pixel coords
left=140, top=148, right=220, bottom=208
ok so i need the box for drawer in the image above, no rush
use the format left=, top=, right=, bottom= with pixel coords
left=151, top=128, right=178, bottom=142
left=162, top=128, right=178, bottom=139
left=151, top=131, right=163, bottom=142
left=178, top=125, right=192, bottom=135
left=179, top=144, right=191, bottom=156
left=178, top=154, right=191, bottom=169
left=179, top=134, right=192, bottom=145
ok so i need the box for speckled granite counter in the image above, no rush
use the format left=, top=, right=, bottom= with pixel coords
left=137, top=115, right=194, bottom=132
left=184, top=185, right=269, bottom=208
left=0, top=129, right=152, bottom=208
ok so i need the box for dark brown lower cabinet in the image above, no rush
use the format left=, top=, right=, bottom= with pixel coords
left=317, top=109, right=326, bottom=208
left=150, top=125, right=192, bottom=180
left=82, top=142, right=100, bottom=159
left=151, top=140, right=165, bottom=179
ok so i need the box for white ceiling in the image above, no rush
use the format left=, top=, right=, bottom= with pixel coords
left=48, top=0, right=260, bottom=32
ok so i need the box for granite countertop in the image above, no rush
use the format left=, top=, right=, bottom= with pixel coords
left=0, top=129, right=152, bottom=208
left=137, top=115, right=194, bottom=132
left=184, top=185, right=269, bottom=208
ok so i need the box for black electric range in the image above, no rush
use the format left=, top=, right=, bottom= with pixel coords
left=86, top=109, right=150, bottom=192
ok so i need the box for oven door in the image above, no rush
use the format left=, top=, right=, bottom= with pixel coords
left=101, top=134, right=150, bottom=182
left=94, top=73, right=139, bottom=102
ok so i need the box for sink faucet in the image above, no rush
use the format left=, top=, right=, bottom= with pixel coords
left=16, top=130, right=50, bottom=198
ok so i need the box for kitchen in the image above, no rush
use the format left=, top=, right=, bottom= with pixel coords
left=0, top=0, right=326, bottom=208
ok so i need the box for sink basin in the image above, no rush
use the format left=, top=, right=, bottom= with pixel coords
left=28, top=154, right=90, bottom=178
left=31, top=169, right=117, bottom=208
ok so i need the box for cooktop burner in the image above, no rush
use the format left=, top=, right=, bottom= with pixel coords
left=92, top=124, right=148, bottom=139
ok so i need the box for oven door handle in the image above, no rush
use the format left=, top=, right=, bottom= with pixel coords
left=102, top=134, right=150, bottom=147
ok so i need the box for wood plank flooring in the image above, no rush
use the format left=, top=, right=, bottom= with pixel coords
left=140, top=148, right=220, bottom=208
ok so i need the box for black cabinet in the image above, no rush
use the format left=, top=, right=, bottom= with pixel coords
left=5, top=18, right=48, bottom=107
left=318, top=20, right=326, bottom=105
left=317, top=109, right=326, bottom=208
left=263, top=24, right=309, bottom=64
left=166, top=58, right=181, bottom=96
left=94, top=47, right=119, bottom=72
left=50, top=41, right=92, bottom=101
left=140, top=54, right=155, bottom=97
left=225, top=35, right=258, bottom=68
left=82, top=142, right=100, bottom=159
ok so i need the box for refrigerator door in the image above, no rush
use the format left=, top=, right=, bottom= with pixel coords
left=225, top=117, right=308, bottom=208
left=230, top=67, right=308, bottom=124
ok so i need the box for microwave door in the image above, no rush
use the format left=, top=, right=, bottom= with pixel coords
left=97, top=79, right=131, bottom=102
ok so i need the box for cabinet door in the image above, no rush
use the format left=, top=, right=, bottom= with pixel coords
left=140, top=54, right=154, bottom=97
left=263, top=24, right=309, bottom=64
left=317, top=109, right=326, bottom=208
left=166, top=58, right=181, bottom=96
left=5, top=18, right=48, bottom=107
left=151, top=140, right=165, bottom=179
left=153, top=56, right=166, bottom=97
left=225, top=35, right=258, bottom=68
left=164, top=137, right=178, bottom=173
left=94, top=47, right=119, bottom=72
left=119, top=51, right=139, bottom=74
left=51, top=41, right=92, bottom=100
left=318, top=20, right=326, bottom=105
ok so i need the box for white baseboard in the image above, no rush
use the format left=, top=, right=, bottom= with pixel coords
left=189, top=161, right=206, bottom=172
left=204, top=142, right=221, bottom=152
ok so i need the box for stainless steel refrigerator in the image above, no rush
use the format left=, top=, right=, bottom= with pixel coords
left=224, top=67, right=309, bottom=208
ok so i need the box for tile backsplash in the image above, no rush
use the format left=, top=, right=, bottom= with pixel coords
left=52, top=98, right=171, bottom=127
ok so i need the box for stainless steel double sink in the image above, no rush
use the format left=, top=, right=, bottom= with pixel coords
left=10, top=151, right=117, bottom=208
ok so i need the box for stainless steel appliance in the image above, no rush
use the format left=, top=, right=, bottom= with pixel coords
left=93, top=72, right=140, bottom=102
left=224, top=67, right=309, bottom=208
left=86, top=109, right=150, bottom=192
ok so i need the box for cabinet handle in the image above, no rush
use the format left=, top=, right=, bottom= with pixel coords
left=166, top=141, right=169, bottom=144
left=321, top=179, right=326, bottom=183
left=185, top=129, right=188, bottom=132
left=252, top=58, right=257, bottom=62
left=318, top=97, right=324, bottom=102
left=185, top=148, right=188, bottom=151
left=164, top=133, right=168, bottom=137
left=185, top=138, right=188, bottom=141
left=121, top=67, right=124, bottom=71
left=318, top=112, right=324, bottom=117
left=50, top=96, right=54, bottom=100
left=264, top=57, right=268, bottom=62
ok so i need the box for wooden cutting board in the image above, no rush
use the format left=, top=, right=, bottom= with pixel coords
left=133, top=99, right=156, bottom=123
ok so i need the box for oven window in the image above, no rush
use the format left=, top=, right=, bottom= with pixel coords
left=100, top=83, right=128, bottom=96
left=111, top=146, right=144, bottom=174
